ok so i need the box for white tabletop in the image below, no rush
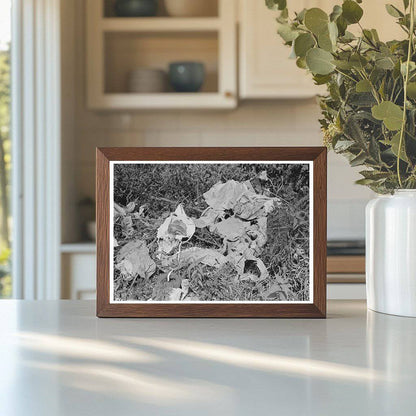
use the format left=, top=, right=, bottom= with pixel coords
left=0, top=300, right=415, bottom=416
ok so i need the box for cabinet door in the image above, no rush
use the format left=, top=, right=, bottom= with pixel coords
left=62, top=253, right=96, bottom=300
left=86, top=0, right=237, bottom=109
left=360, top=0, right=404, bottom=41
left=239, top=0, right=320, bottom=99
left=238, top=0, right=404, bottom=99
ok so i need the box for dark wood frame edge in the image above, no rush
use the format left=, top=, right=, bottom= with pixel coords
left=96, top=147, right=327, bottom=318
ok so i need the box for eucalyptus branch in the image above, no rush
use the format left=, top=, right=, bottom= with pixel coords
left=334, top=68, right=357, bottom=83
left=358, top=69, right=381, bottom=104
left=397, top=0, right=415, bottom=187
left=267, top=0, right=416, bottom=193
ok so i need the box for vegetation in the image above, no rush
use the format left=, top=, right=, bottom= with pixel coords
left=267, top=0, right=416, bottom=193
left=113, top=163, right=310, bottom=302
left=0, top=45, right=11, bottom=298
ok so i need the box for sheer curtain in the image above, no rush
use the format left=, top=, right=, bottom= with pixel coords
left=12, top=0, right=61, bottom=299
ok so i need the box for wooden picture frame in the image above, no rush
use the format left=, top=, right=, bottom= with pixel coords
left=96, top=147, right=327, bottom=318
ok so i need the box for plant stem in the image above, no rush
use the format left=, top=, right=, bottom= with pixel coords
left=397, top=0, right=415, bottom=188
left=358, top=69, right=380, bottom=104
left=334, top=68, right=357, bottom=83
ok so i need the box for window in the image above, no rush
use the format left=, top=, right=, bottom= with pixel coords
left=0, top=0, right=11, bottom=298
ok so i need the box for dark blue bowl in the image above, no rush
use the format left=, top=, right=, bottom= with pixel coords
left=114, top=0, right=158, bottom=17
left=169, top=62, right=205, bottom=93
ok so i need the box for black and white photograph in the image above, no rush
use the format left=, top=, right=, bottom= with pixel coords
left=110, top=161, right=313, bottom=303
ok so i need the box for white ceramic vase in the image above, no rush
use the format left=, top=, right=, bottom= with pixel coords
left=366, top=190, right=416, bottom=317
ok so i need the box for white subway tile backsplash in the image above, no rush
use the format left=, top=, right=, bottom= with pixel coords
left=144, top=131, right=202, bottom=147
left=131, top=111, right=183, bottom=130
left=328, top=199, right=368, bottom=240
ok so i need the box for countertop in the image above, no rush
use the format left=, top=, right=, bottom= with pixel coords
left=0, top=300, right=415, bottom=416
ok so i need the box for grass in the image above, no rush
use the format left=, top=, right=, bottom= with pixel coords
left=113, top=163, right=310, bottom=302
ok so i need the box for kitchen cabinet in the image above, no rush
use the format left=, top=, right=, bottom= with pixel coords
left=86, top=0, right=237, bottom=109
left=239, top=0, right=323, bottom=99
left=61, top=244, right=96, bottom=300
left=238, top=0, right=404, bottom=99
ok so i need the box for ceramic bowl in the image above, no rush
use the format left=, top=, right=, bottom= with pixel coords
left=127, top=68, right=167, bottom=93
left=168, top=62, right=205, bottom=93
left=114, top=0, right=158, bottom=17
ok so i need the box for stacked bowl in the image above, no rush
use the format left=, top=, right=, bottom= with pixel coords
left=127, top=68, right=167, bottom=93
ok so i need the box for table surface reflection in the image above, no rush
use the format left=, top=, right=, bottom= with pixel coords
left=0, top=300, right=414, bottom=416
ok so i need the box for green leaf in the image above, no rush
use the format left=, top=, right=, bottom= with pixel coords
left=266, top=0, right=287, bottom=11
left=342, top=0, right=363, bottom=24
left=403, top=0, right=410, bottom=9
left=360, top=170, right=391, bottom=180
left=372, top=101, right=404, bottom=130
left=334, top=139, right=355, bottom=152
left=401, top=61, right=416, bottom=76
left=407, top=82, right=416, bottom=99
left=363, top=29, right=375, bottom=44
left=356, top=79, right=372, bottom=92
left=393, top=61, right=402, bottom=79
left=317, top=22, right=338, bottom=53
left=333, top=59, right=353, bottom=70
left=350, top=53, right=368, bottom=69
left=294, top=33, right=315, bottom=57
left=330, top=5, right=343, bottom=21
left=336, top=15, right=348, bottom=36
left=355, top=178, right=377, bottom=185
left=304, top=8, right=329, bottom=35
left=344, top=114, right=368, bottom=147
left=328, top=21, right=338, bottom=45
left=382, top=132, right=409, bottom=162
left=277, top=23, right=299, bottom=42
left=296, top=57, right=307, bottom=69
left=371, top=29, right=380, bottom=42
left=349, top=92, right=377, bottom=107
left=385, top=4, right=403, bottom=18
left=350, top=152, right=368, bottom=167
left=379, top=78, right=386, bottom=99
left=313, top=74, right=332, bottom=85
left=318, top=32, right=333, bottom=52
left=295, top=8, right=307, bottom=22
left=339, top=31, right=356, bottom=42
left=280, top=8, right=289, bottom=19
left=306, top=48, right=335, bottom=75
left=375, top=56, right=395, bottom=70
left=276, top=9, right=289, bottom=24
left=369, top=136, right=381, bottom=162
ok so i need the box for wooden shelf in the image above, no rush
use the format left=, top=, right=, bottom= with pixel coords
left=327, top=256, right=365, bottom=274
left=101, top=17, right=221, bottom=32
left=327, top=255, right=365, bottom=283
left=86, top=0, right=237, bottom=110
left=61, top=242, right=96, bottom=254
left=89, top=92, right=235, bottom=110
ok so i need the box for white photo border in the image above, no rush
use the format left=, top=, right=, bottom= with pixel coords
left=109, top=161, right=314, bottom=304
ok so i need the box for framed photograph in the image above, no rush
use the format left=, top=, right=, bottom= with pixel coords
left=96, top=147, right=327, bottom=318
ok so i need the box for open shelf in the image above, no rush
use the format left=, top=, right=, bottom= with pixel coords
left=103, top=0, right=219, bottom=18
left=104, top=31, right=219, bottom=94
left=101, top=17, right=221, bottom=32
left=86, top=0, right=237, bottom=109
left=90, top=92, right=235, bottom=109
left=61, top=242, right=96, bottom=254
